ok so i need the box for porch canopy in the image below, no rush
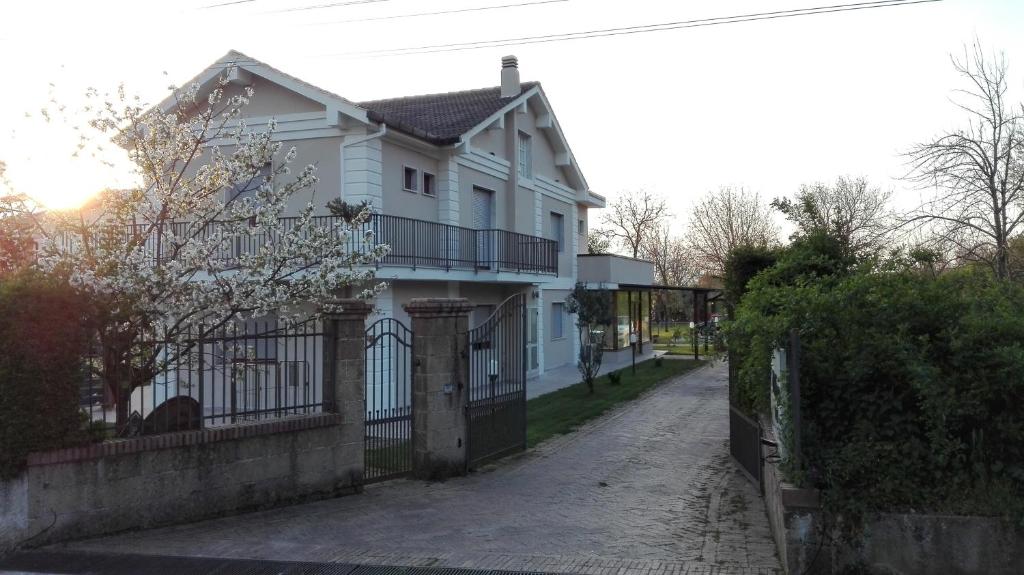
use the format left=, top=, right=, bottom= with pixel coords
left=577, top=253, right=722, bottom=353
left=583, top=283, right=722, bottom=353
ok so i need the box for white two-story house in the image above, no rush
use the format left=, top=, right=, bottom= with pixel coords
left=167, top=51, right=606, bottom=378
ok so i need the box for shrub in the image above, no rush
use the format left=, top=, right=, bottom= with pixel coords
left=655, top=356, right=663, bottom=368
left=0, top=271, right=91, bottom=478
left=731, top=259, right=1024, bottom=531
left=607, top=370, right=622, bottom=386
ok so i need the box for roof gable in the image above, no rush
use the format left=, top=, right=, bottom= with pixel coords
left=159, top=50, right=601, bottom=205
left=157, top=50, right=370, bottom=127
left=357, top=82, right=539, bottom=145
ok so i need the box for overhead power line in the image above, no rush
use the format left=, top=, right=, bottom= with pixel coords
left=199, top=0, right=262, bottom=8
left=305, top=0, right=569, bottom=26
left=266, top=0, right=392, bottom=14
left=326, top=0, right=943, bottom=58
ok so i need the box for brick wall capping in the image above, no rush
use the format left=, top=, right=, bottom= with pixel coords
left=403, top=298, right=474, bottom=318
left=323, top=298, right=375, bottom=319
left=25, top=413, right=342, bottom=467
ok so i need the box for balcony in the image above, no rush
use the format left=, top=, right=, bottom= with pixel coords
left=121, top=214, right=559, bottom=276
left=368, top=214, right=558, bottom=275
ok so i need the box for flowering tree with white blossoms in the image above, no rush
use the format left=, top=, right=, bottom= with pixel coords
left=0, top=162, right=37, bottom=276
left=30, top=72, right=388, bottom=432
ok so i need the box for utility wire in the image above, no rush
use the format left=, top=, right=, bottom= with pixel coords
left=199, top=0, right=262, bottom=8
left=265, top=0, right=392, bottom=14
left=325, top=0, right=943, bottom=58
left=304, top=0, right=568, bottom=26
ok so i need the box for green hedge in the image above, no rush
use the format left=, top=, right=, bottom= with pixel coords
left=0, top=272, right=91, bottom=478
left=729, top=236, right=1024, bottom=530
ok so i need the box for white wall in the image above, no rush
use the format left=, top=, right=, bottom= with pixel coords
left=380, top=140, right=440, bottom=221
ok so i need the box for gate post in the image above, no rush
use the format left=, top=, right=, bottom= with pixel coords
left=403, top=298, right=473, bottom=480
left=323, top=299, right=374, bottom=484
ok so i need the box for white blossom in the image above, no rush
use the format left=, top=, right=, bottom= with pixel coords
left=35, top=67, right=389, bottom=375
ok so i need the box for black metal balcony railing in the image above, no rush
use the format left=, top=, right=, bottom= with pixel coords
left=113, top=214, right=559, bottom=275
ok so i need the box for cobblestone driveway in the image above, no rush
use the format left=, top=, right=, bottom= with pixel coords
left=57, top=361, right=780, bottom=575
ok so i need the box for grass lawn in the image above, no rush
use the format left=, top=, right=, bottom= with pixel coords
left=650, top=324, right=721, bottom=356
left=365, top=440, right=411, bottom=475
left=526, top=357, right=705, bottom=448
left=654, top=342, right=721, bottom=356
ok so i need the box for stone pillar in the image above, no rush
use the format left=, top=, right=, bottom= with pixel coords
left=323, top=299, right=374, bottom=484
left=403, top=298, right=473, bottom=480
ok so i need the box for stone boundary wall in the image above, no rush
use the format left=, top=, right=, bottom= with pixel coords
left=759, top=425, right=826, bottom=575
left=0, top=414, right=359, bottom=554
left=760, top=432, right=1024, bottom=574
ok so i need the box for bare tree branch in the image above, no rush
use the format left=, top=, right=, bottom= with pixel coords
left=685, top=186, right=780, bottom=278
left=902, top=41, right=1024, bottom=280
left=773, top=176, right=893, bottom=257
left=600, top=189, right=669, bottom=258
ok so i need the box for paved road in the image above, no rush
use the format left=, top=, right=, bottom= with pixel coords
left=53, top=361, right=780, bottom=575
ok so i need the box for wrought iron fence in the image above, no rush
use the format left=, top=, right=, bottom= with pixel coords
left=58, top=214, right=558, bottom=275
left=80, top=317, right=327, bottom=436
left=465, top=293, right=528, bottom=468
left=364, top=318, right=414, bottom=483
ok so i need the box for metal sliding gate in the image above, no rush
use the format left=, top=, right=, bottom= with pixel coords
left=728, top=349, right=763, bottom=493
left=465, top=293, right=528, bottom=469
left=364, top=318, right=414, bottom=483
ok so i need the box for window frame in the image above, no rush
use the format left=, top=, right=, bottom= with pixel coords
left=551, top=302, right=565, bottom=340
left=402, top=166, right=419, bottom=193
left=422, top=172, right=436, bottom=197
left=226, top=162, right=272, bottom=205
left=518, top=131, right=533, bottom=180
left=550, top=211, right=565, bottom=253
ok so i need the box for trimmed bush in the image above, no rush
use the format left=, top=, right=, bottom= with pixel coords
left=0, top=272, right=90, bottom=478
left=731, top=252, right=1024, bottom=529
left=607, top=370, right=622, bottom=386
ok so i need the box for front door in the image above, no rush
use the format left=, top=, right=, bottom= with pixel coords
left=473, top=187, right=494, bottom=268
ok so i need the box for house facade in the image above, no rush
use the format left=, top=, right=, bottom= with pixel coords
left=168, top=51, right=609, bottom=378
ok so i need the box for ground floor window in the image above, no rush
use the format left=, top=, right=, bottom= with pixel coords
left=551, top=302, right=565, bottom=340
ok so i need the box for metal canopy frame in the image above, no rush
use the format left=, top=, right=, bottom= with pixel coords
left=602, top=284, right=723, bottom=361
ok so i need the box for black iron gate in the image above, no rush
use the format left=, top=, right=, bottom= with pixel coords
left=465, top=293, right=528, bottom=469
left=728, top=348, right=763, bottom=493
left=364, top=318, right=413, bottom=483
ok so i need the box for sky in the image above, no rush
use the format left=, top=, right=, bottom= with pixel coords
left=1, top=0, right=1023, bottom=222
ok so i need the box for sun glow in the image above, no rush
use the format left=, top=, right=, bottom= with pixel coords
left=2, top=116, right=139, bottom=210
left=6, top=157, right=137, bottom=211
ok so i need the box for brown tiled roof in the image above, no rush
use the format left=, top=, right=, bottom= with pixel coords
left=357, top=82, right=539, bottom=145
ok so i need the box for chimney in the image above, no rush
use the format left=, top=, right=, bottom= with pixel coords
left=500, top=55, right=520, bottom=98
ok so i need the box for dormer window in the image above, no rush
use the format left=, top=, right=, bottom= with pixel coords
left=518, top=131, right=532, bottom=179
left=403, top=166, right=419, bottom=192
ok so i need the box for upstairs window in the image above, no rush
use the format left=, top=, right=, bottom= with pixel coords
left=422, top=172, right=436, bottom=196
left=403, top=166, right=419, bottom=192
left=518, top=131, right=532, bottom=179
left=226, top=163, right=271, bottom=204
left=550, top=211, right=565, bottom=253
